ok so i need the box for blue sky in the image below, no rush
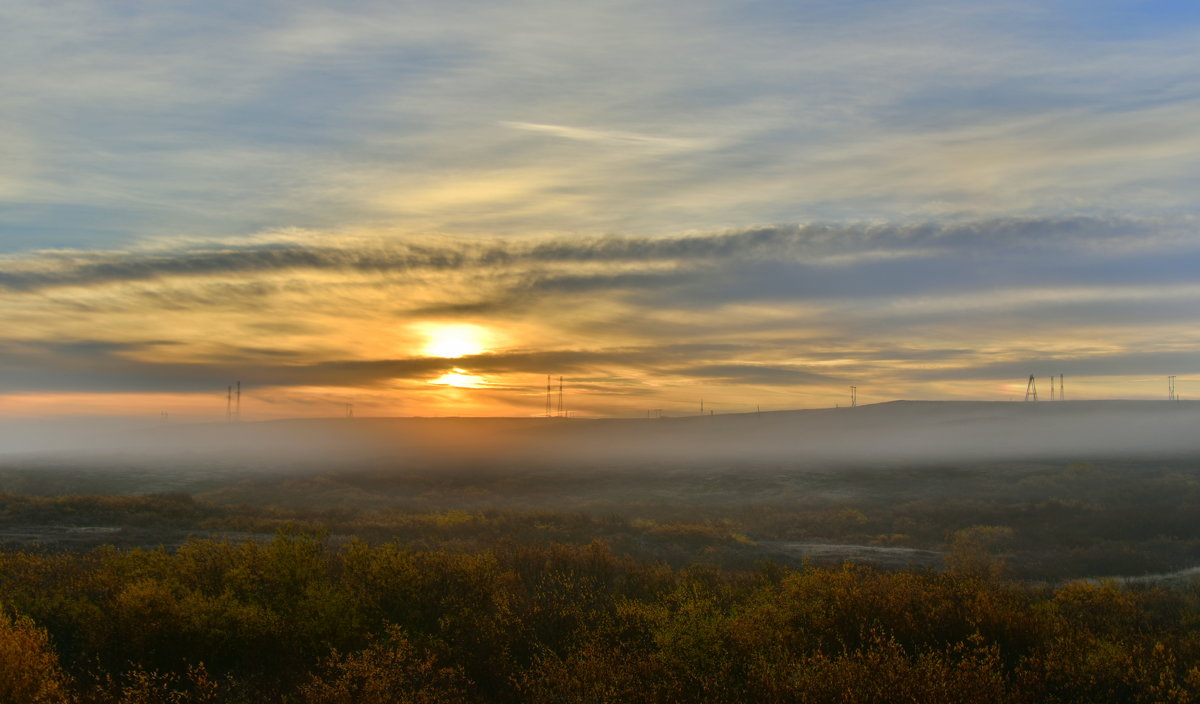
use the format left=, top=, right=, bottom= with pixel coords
left=1, top=0, right=1199, bottom=417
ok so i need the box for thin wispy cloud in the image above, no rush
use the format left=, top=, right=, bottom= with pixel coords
left=4, top=1, right=1200, bottom=247
left=2, top=1, right=1199, bottom=416
left=502, top=121, right=716, bottom=153
left=2, top=216, right=1190, bottom=292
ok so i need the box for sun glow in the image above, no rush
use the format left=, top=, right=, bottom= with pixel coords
left=418, top=323, right=488, bottom=358
left=430, top=368, right=486, bottom=388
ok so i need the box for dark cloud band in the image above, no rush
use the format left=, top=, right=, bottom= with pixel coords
left=0, top=216, right=1183, bottom=292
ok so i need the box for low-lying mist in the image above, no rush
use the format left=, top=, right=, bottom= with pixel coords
left=4, top=400, right=1199, bottom=473
left=3, top=400, right=1200, bottom=584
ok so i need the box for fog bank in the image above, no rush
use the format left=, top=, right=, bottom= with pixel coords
left=4, top=400, right=1199, bottom=472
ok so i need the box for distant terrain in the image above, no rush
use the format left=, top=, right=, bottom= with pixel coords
left=9, top=399, right=1200, bottom=466
left=2, top=400, right=1199, bottom=581
left=3, top=400, right=1200, bottom=702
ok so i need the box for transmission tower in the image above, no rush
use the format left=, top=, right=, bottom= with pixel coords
left=545, top=374, right=552, bottom=417
left=1059, top=374, right=1064, bottom=401
left=1169, top=375, right=1177, bottom=401
left=557, top=376, right=564, bottom=417
left=1024, top=375, right=1038, bottom=402
left=850, top=385, right=857, bottom=407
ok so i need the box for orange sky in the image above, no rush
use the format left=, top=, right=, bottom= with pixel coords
left=2, top=226, right=1196, bottom=421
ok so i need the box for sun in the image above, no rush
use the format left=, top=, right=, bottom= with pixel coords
left=430, top=368, right=486, bottom=388
left=417, top=323, right=488, bottom=358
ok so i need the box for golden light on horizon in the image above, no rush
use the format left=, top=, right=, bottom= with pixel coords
left=429, top=368, right=486, bottom=388
left=417, top=323, right=489, bottom=358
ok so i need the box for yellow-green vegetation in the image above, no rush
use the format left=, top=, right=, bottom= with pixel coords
left=1, top=531, right=1199, bottom=703
left=2, top=457, right=1200, bottom=701
left=0, top=608, right=73, bottom=704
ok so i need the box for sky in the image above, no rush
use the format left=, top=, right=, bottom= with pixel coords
left=2, top=0, right=1200, bottom=420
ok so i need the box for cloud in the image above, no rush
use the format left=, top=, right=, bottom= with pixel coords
left=2, top=216, right=1191, bottom=293
left=502, top=121, right=717, bottom=153
left=2, top=218, right=1197, bottom=402
left=1, top=231, right=1198, bottom=409
left=0, top=336, right=825, bottom=394
left=671, top=364, right=840, bottom=386
left=4, top=2, right=1200, bottom=249
left=899, top=349, right=1200, bottom=384
left=5, top=2, right=1200, bottom=414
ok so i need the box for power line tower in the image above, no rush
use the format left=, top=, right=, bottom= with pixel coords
left=1024, top=375, right=1038, bottom=402
left=557, top=376, right=564, bottom=417
left=1050, top=378, right=1055, bottom=401
left=850, top=385, right=857, bottom=408
left=1169, top=375, right=1177, bottom=401
left=1059, top=374, right=1064, bottom=401
left=545, top=374, right=552, bottom=417
left=226, top=385, right=232, bottom=422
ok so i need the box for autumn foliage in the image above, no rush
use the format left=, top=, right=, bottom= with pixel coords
left=0, top=528, right=1198, bottom=703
